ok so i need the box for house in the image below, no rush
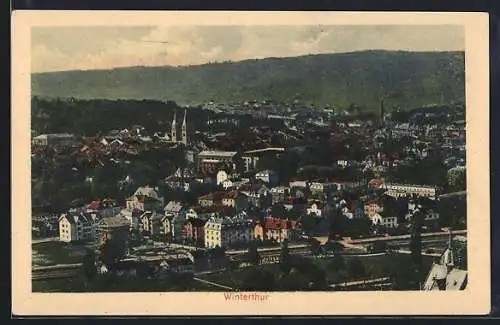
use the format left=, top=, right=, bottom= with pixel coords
left=239, top=183, right=271, bottom=209
left=119, top=208, right=142, bottom=232
left=222, top=190, right=249, bottom=212
left=59, top=212, right=98, bottom=243
left=160, top=215, right=173, bottom=241
left=255, top=169, right=279, bottom=186
left=382, top=183, right=438, bottom=199
left=254, top=217, right=297, bottom=243
left=216, top=170, right=229, bottom=186
left=32, top=133, right=76, bottom=147
left=171, top=213, right=187, bottom=242
left=183, top=218, right=207, bottom=246
left=86, top=199, right=122, bottom=218
left=423, top=232, right=467, bottom=290
left=371, top=212, right=399, bottom=228
left=309, top=181, right=337, bottom=194
left=306, top=201, right=325, bottom=217
left=204, top=216, right=253, bottom=249
left=126, top=195, right=163, bottom=212
left=270, top=186, right=290, bottom=204
left=138, top=211, right=164, bottom=237
left=185, top=205, right=221, bottom=221
left=132, top=185, right=164, bottom=205
left=95, top=215, right=130, bottom=246
left=289, top=180, right=309, bottom=189
left=165, top=168, right=197, bottom=192
left=198, top=191, right=226, bottom=207
left=164, top=201, right=186, bottom=219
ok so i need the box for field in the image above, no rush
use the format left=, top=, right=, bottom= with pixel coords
left=32, top=241, right=92, bottom=266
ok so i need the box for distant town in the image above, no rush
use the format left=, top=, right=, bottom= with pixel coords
left=31, top=97, right=467, bottom=292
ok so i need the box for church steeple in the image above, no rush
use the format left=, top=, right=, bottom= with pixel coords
left=440, top=229, right=455, bottom=270
left=181, top=108, right=188, bottom=145
left=171, top=110, right=177, bottom=142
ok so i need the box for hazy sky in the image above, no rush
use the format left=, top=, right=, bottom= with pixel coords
left=31, top=25, right=464, bottom=73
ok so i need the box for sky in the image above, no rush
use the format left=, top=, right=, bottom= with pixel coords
left=31, top=25, right=465, bottom=73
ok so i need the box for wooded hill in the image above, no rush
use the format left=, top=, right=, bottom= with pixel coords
left=31, top=50, right=465, bottom=110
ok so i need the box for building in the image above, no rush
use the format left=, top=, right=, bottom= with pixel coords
left=423, top=232, right=467, bottom=290
left=96, top=215, right=130, bottom=246
left=241, top=147, right=285, bottom=172
left=222, top=190, right=249, bottom=212
left=370, top=212, right=399, bottom=228
left=197, top=191, right=226, bottom=207
left=32, top=133, right=76, bottom=147
left=126, top=186, right=164, bottom=211
left=164, top=200, right=186, bottom=216
left=204, top=216, right=253, bottom=249
left=255, top=169, right=279, bottom=186
left=119, top=208, right=142, bottom=232
left=86, top=199, right=122, bottom=218
left=183, top=218, right=207, bottom=246
left=59, top=212, right=98, bottom=243
left=138, top=211, right=165, bottom=237
left=382, top=183, right=438, bottom=198
left=239, top=183, right=271, bottom=209
left=270, top=186, right=290, bottom=204
left=254, top=217, right=297, bottom=243
left=197, top=150, right=239, bottom=174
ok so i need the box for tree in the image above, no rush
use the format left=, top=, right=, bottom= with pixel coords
left=279, top=239, right=291, bottom=274
left=308, top=238, right=321, bottom=255
left=99, top=237, right=126, bottom=270
left=347, top=257, right=366, bottom=279
left=370, top=241, right=388, bottom=253
left=81, top=248, right=97, bottom=286
left=247, top=240, right=261, bottom=266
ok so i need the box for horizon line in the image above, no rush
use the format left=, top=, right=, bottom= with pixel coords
left=31, top=49, right=465, bottom=75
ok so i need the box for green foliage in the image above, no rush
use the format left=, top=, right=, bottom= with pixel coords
left=82, top=248, right=97, bottom=281
left=99, top=238, right=126, bottom=269
left=32, top=51, right=465, bottom=109
left=347, top=257, right=366, bottom=278
left=246, top=240, right=261, bottom=266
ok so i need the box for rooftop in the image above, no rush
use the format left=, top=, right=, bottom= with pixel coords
left=198, top=150, right=238, bottom=158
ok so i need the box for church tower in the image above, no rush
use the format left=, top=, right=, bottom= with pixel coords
left=181, top=108, right=188, bottom=145
left=171, top=110, right=177, bottom=142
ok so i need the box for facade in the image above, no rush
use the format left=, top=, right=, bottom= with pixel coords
left=197, top=150, right=239, bottom=174
left=32, top=133, right=76, bottom=147
left=183, top=218, right=207, bottom=246
left=221, top=190, right=249, bottom=212
left=270, top=186, right=290, bottom=204
left=138, top=211, right=164, bottom=236
left=204, top=216, right=253, bottom=249
left=382, top=183, right=438, bottom=198
left=371, top=213, right=399, bottom=228
left=255, top=169, right=279, bottom=186
left=96, top=215, right=130, bottom=247
left=59, top=213, right=98, bottom=243
left=254, top=217, right=297, bottom=243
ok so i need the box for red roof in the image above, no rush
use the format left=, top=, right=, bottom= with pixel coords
left=262, top=217, right=297, bottom=230
left=88, top=200, right=101, bottom=210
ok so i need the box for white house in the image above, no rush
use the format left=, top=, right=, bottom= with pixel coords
left=59, top=213, right=98, bottom=243
left=204, top=215, right=253, bottom=249
left=371, top=213, right=399, bottom=228
left=216, top=170, right=229, bottom=186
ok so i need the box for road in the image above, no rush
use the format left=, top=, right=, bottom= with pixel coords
left=32, top=237, right=59, bottom=244
left=192, top=277, right=234, bottom=290
left=329, top=277, right=392, bottom=289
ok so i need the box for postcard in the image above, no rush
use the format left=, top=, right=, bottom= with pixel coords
left=11, top=10, right=490, bottom=315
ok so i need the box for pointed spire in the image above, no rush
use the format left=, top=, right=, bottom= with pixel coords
left=171, top=110, right=177, bottom=142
